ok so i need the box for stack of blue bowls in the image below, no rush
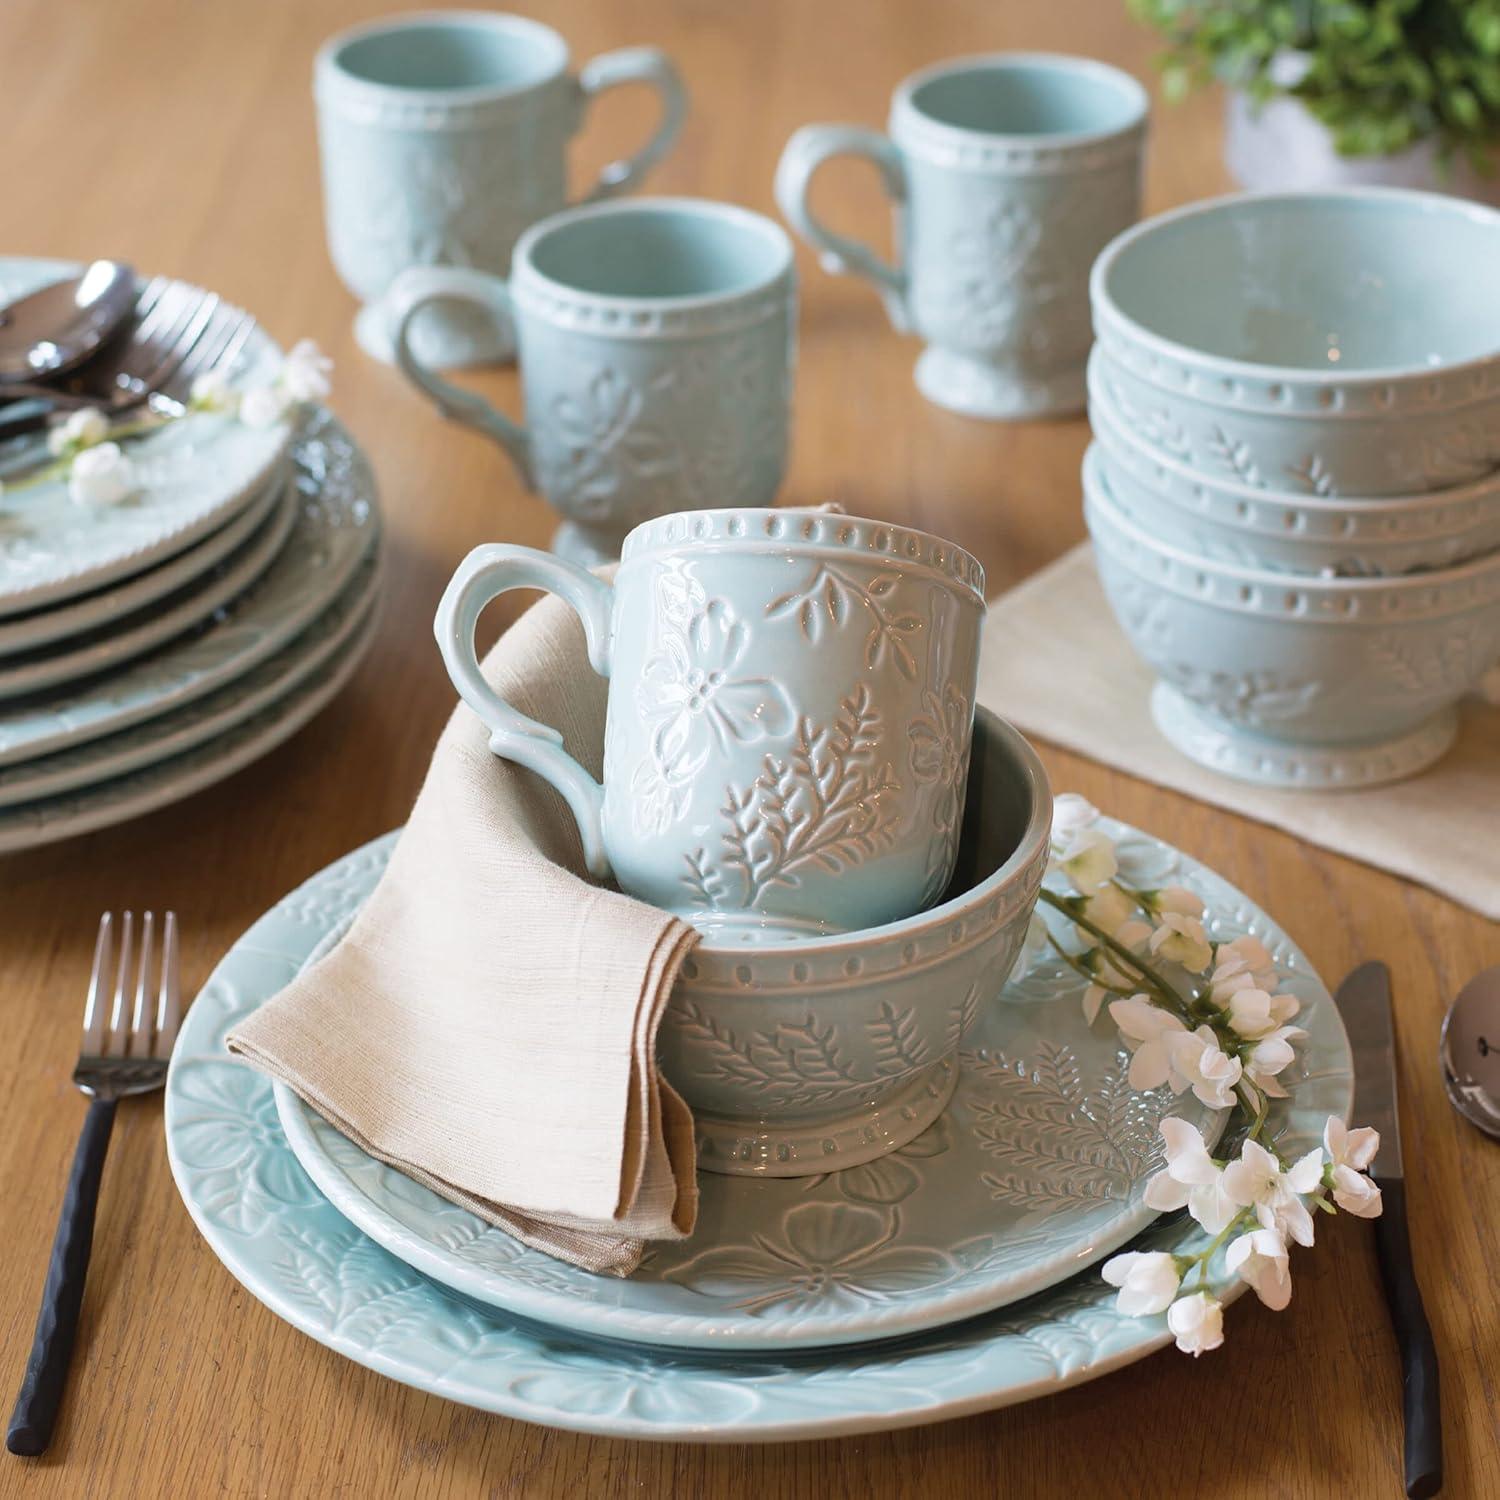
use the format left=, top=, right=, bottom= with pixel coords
left=1084, top=188, right=1500, bottom=791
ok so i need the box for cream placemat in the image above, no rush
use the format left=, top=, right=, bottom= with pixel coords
left=227, top=587, right=699, bottom=1275
left=978, top=544, right=1500, bottom=920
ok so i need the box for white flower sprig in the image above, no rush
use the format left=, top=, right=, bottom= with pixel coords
left=1037, top=794, right=1383, bottom=1355
left=0, top=339, right=332, bottom=507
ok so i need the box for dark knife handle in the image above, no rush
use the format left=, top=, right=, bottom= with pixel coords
left=6, top=1097, right=117, bottom=1457
left=1372, top=1177, right=1442, bottom=1499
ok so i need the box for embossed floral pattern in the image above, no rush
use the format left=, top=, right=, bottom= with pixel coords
left=172, top=1061, right=323, bottom=1235
left=909, top=682, right=972, bottom=902
left=663, top=1203, right=962, bottom=1314
left=766, top=564, right=924, bottom=679
left=681, top=684, right=903, bottom=913
left=544, top=367, right=678, bottom=516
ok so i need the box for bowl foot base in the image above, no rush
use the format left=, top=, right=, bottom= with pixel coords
left=1151, top=683, right=1459, bottom=790
left=914, top=348, right=1085, bottom=421
left=353, top=300, right=515, bottom=370
left=692, top=1055, right=958, bottom=1177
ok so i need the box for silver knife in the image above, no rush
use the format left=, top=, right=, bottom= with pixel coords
left=1335, top=961, right=1442, bottom=1500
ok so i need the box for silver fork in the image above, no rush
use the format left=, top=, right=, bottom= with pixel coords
left=6, top=912, right=181, bottom=1459
left=0, top=290, right=256, bottom=459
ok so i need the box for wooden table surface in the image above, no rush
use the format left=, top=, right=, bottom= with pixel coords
left=2, top=1, right=1497, bottom=1495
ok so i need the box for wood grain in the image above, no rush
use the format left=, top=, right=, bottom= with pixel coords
left=1, top=1, right=1497, bottom=1496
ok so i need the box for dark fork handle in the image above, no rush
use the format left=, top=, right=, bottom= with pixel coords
left=6, top=1097, right=117, bottom=1457
left=1373, top=1177, right=1442, bottom=1499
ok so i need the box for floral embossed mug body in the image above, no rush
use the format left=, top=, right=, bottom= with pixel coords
left=315, top=11, right=686, bottom=369
left=435, top=509, right=986, bottom=940
left=775, top=52, right=1147, bottom=420
left=394, top=199, right=797, bottom=565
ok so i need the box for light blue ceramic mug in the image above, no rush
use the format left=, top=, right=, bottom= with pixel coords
left=315, top=10, right=686, bottom=369
left=775, top=52, right=1147, bottom=420
left=393, top=198, right=797, bottom=565
left=435, top=508, right=986, bottom=940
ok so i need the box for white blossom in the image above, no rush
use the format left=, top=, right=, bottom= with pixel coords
left=1225, top=1228, right=1293, bottom=1310
left=1050, top=793, right=1099, bottom=843
left=279, top=338, right=333, bottom=403
left=239, top=383, right=291, bottom=428
left=1324, top=1118, right=1383, bottom=1218
left=1055, top=828, right=1117, bottom=894
left=1109, top=996, right=1188, bottom=1091
left=1208, top=936, right=1278, bottom=1005
left=1225, top=987, right=1302, bottom=1039
left=1221, top=1139, right=1324, bottom=1247
left=1101, top=1251, right=1181, bottom=1316
left=190, top=368, right=238, bottom=413
left=1142, top=1117, right=1240, bottom=1233
left=1167, top=1291, right=1224, bottom=1356
left=48, top=406, right=110, bottom=457
left=1148, top=911, right=1214, bottom=973
left=1241, top=1024, right=1307, bottom=1098
left=1165, top=1025, right=1244, bottom=1109
left=68, top=442, right=136, bottom=506
left=1149, top=886, right=1206, bottom=918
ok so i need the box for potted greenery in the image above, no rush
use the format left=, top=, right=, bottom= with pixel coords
left=1131, top=0, right=1500, bottom=203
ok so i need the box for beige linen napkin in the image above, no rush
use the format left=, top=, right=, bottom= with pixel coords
left=227, top=588, right=699, bottom=1275
left=979, top=544, right=1500, bottom=921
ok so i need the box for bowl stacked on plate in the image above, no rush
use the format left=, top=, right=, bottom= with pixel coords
left=1084, top=190, right=1500, bottom=790
left=0, top=259, right=383, bottom=852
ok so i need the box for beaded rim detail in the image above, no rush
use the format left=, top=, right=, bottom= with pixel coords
left=1090, top=188, right=1500, bottom=413
left=1085, top=452, right=1500, bottom=623
left=620, top=508, right=988, bottom=601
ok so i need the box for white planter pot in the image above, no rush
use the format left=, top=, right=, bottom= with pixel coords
left=1225, top=89, right=1500, bottom=206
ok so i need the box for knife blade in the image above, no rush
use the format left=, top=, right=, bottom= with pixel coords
left=1333, top=961, right=1441, bottom=1500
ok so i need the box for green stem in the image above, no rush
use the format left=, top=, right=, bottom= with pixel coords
left=1040, top=888, right=1191, bottom=1015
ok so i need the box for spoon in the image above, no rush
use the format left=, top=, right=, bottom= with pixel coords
left=0, top=261, right=136, bottom=384
left=1440, top=965, right=1500, bottom=1140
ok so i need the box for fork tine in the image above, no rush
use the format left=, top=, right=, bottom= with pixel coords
left=136, top=290, right=220, bottom=392
left=154, top=911, right=181, bottom=1057
left=113, top=284, right=203, bottom=390
left=128, top=912, right=155, bottom=1059
left=103, top=911, right=133, bottom=1058
left=80, top=913, right=113, bottom=1056
left=163, top=307, right=254, bottom=402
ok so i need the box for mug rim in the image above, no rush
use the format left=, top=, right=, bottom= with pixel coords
left=693, top=707, right=1050, bottom=961
left=1090, top=186, right=1500, bottom=388
left=891, top=50, right=1149, bottom=155
left=511, top=197, right=795, bottom=315
left=617, top=506, right=987, bottom=601
left=314, top=8, right=569, bottom=108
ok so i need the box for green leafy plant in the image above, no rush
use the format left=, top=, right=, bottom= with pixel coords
left=1131, top=0, right=1500, bottom=166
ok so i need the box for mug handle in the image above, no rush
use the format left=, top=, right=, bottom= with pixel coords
left=390, top=267, right=534, bottom=489
left=774, top=124, right=910, bottom=331
left=434, top=544, right=615, bottom=878
left=575, top=47, right=688, bottom=201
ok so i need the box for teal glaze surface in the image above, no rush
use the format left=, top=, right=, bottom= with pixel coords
left=395, top=200, right=797, bottom=562
left=434, top=508, right=986, bottom=942
left=1089, top=189, right=1500, bottom=496
left=315, top=10, right=685, bottom=369
left=164, top=817, right=1352, bottom=1440
left=776, top=53, right=1147, bottom=420
left=1084, top=446, right=1500, bottom=787
left=1089, top=372, right=1500, bottom=576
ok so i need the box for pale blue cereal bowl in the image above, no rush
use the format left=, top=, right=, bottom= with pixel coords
left=664, top=707, right=1051, bottom=1177
left=1084, top=446, right=1500, bottom=788
left=1090, top=189, right=1500, bottom=497
left=1090, top=365, right=1500, bottom=576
